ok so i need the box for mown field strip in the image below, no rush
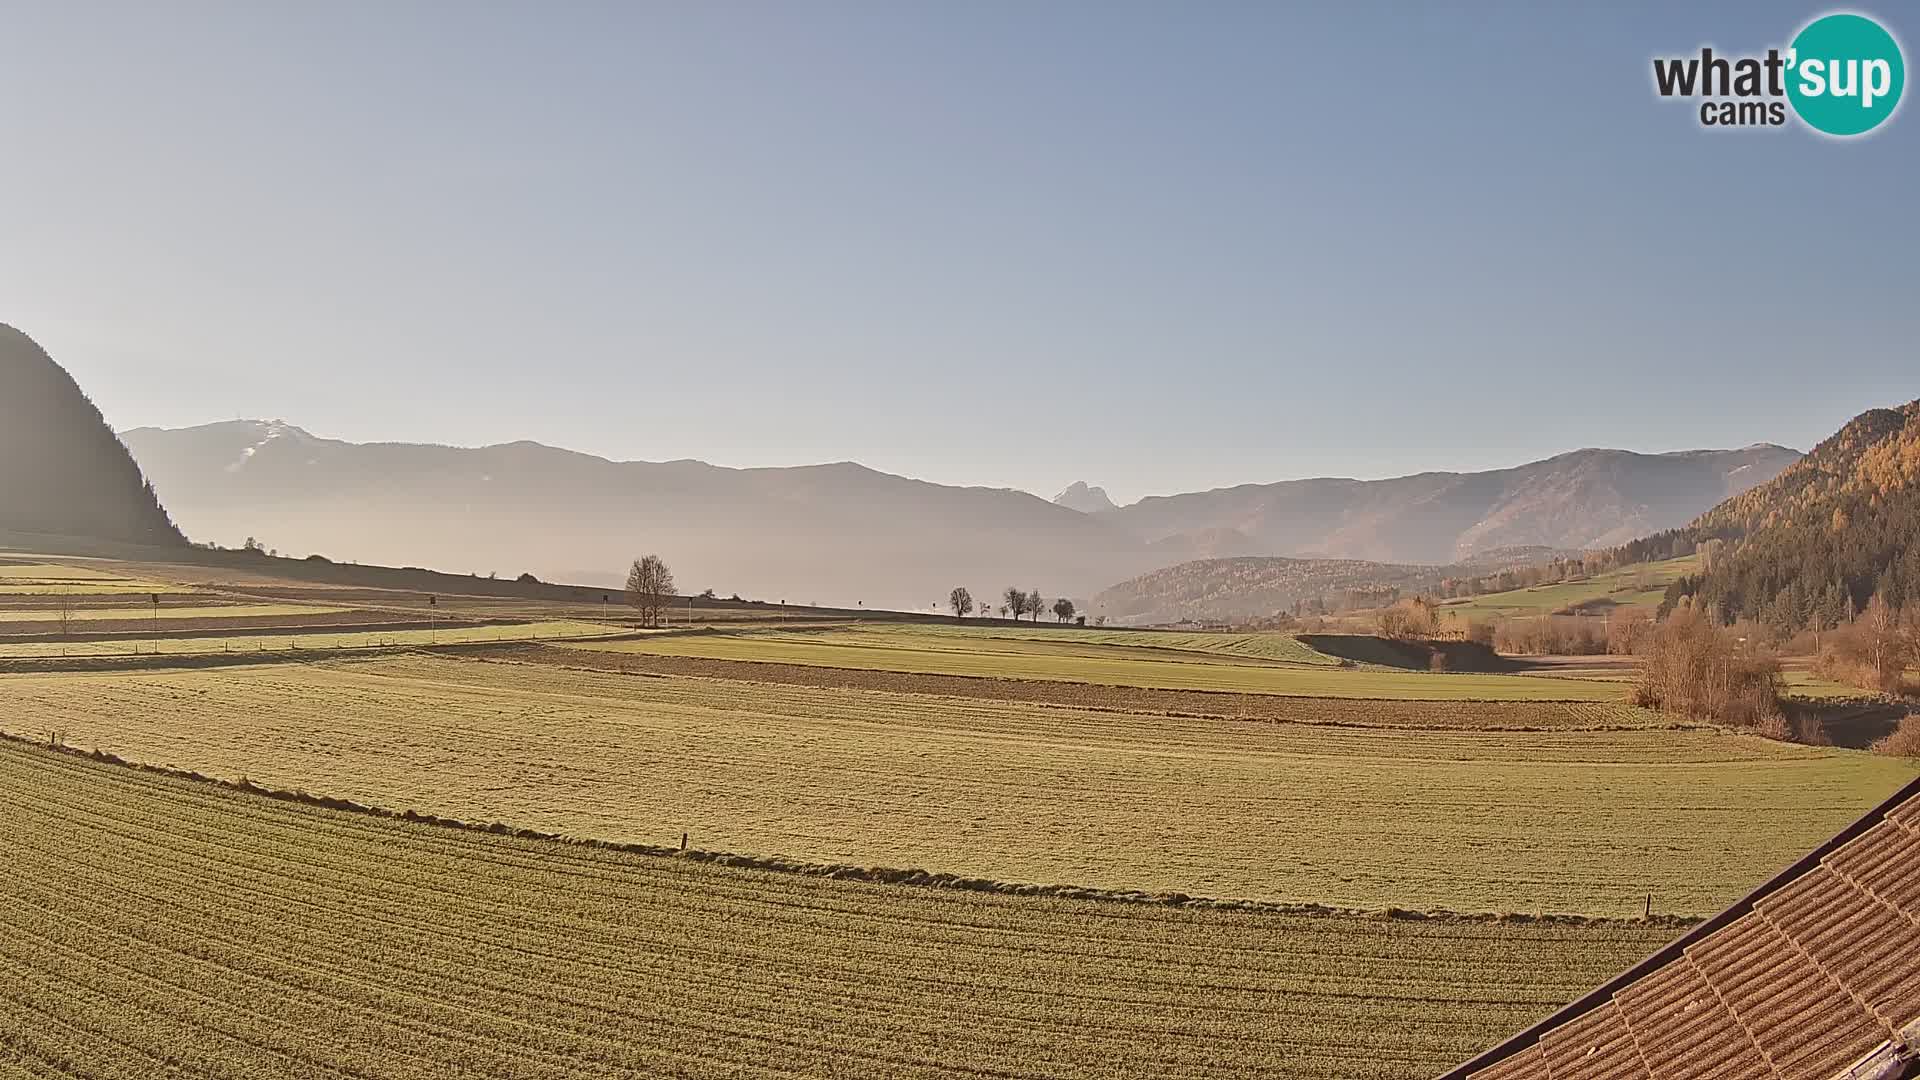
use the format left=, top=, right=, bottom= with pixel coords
left=0, top=619, right=616, bottom=657
left=7, top=655, right=1909, bottom=915
left=567, top=628, right=1626, bottom=700
left=0, top=738, right=1673, bottom=1080
left=0, top=603, right=351, bottom=623
left=0, top=561, right=153, bottom=581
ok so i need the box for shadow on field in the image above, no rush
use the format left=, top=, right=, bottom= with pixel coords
left=1297, top=635, right=1518, bottom=673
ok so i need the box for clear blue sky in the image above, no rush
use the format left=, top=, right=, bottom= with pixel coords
left=3, top=1, right=1913, bottom=503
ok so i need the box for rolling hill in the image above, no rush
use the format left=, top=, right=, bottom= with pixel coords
left=0, top=324, right=182, bottom=547
left=1659, top=399, right=1920, bottom=629
left=1093, top=549, right=1569, bottom=626
left=123, top=419, right=1797, bottom=610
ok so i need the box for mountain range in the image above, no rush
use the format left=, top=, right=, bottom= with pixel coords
left=121, top=419, right=1799, bottom=612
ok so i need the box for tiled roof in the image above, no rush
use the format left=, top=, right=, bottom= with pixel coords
left=1439, top=775, right=1920, bottom=1080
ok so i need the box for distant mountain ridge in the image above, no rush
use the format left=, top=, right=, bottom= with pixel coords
left=121, top=420, right=1145, bottom=610
left=1052, top=481, right=1117, bottom=514
left=0, top=324, right=182, bottom=546
left=123, top=419, right=1799, bottom=611
left=1102, top=445, right=1799, bottom=566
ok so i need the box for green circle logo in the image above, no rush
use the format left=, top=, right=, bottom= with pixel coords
left=1787, top=13, right=1905, bottom=136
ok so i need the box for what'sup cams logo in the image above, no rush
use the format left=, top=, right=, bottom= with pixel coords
left=1653, top=11, right=1905, bottom=136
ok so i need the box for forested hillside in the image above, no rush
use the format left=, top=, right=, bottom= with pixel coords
left=1659, top=400, right=1920, bottom=631
left=0, top=324, right=183, bottom=546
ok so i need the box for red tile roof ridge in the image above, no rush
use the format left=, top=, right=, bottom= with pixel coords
left=1437, top=772, right=1920, bottom=1080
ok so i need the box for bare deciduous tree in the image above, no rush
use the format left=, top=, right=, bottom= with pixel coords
left=949, top=587, right=974, bottom=620
left=1003, top=588, right=1026, bottom=623
left=1027, top=587, right=1043, bottom=623
left=625, top=554, right=676, bottom=629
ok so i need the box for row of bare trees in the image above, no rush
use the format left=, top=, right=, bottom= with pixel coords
left=946, top=586, right=1076, bottom=623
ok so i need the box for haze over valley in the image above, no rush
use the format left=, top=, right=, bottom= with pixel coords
left=121, top=415, right=1797, bottom=612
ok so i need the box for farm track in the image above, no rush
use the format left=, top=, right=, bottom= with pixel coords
left=0, top=738, right=1673, bottom=1080
left=4, top=654, right=1909, bottom=914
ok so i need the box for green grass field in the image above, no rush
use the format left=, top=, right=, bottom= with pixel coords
left=568, top=625, right=1628, bottom=701
left=1440, top=555, right=1701, bottom=618
left=0, top=619, right=618, bottom=658
left=0, top=737, right=1674, bottom=1080
left=8, top=654, right=1907, bottom=915
left=929, top=624, right=1343, bottom=664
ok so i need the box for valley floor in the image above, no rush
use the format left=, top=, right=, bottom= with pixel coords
left=3, top=552, right=1914, bottom=1079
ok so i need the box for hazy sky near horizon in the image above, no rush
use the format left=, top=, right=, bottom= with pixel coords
left=2, top=1, right=1914, bottom=504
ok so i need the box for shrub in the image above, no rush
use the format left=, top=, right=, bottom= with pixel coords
left=1872, top=716, right=1920, bottom=757
left=1815, top=594, right=1917, bottom=695
left=1376, top=597, right=1439, bottom=639
left=1793, top=715, right=1833, bottom=747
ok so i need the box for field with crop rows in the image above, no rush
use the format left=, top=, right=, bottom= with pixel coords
left=568, top=627, right=1626, bottom=700
left=7, top=655, right=1909, bottom=915
left=0, top=737, right=1677, bottom=1080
